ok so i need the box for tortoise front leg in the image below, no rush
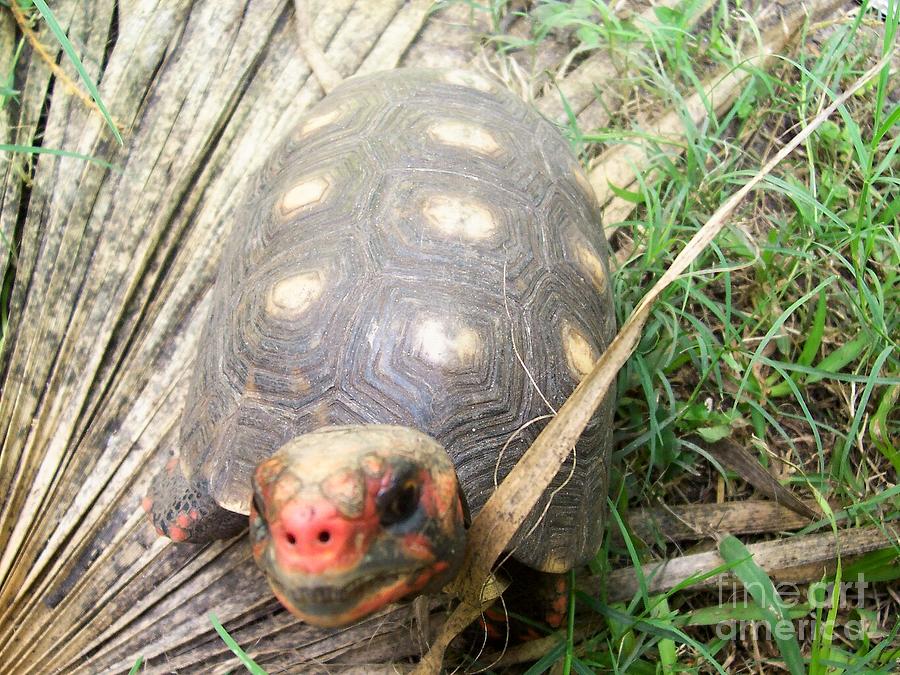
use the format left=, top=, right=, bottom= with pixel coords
left=142, top=457, right=245, bottom=543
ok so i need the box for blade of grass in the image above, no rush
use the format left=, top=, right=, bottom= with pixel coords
left=650, top=596, right=677, bottom=674
left=758, top=355, right=899, bottom=388
left=684, top=603, right=811, bottom=626
left=798, top=288, right=828, bottom=367
left=808, top=487, right=842, bottom=675
left=718, top=535, right=805, bottom=675
left=208, top=613, right=268, bottom=675
left=563, top=569, right=576, bottom=675
left=522, top=641, right=567, bottom=675
left=0, top=143, right=117, bottom=169
left=29, top=0, right=123, bottom=144
left=870, top=385, right=900, bottom=473
left=832, top=346, right=895, bottom=480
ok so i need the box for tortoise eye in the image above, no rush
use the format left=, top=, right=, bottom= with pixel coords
left=378, top=478, right=420, bottom=527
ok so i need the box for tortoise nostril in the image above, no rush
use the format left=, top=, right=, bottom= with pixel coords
left=286, top=533, right=297, bottom=546
left=317, top=530, right=331, bottom=544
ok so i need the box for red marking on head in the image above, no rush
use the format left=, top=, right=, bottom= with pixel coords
left=402, top=533, right=434, bottom=561
left=165, top=457, right=179, bottom=474
left=411, top=560, right=448, bottom=590
left=417, top=477, right=437, bottom=518
left=154, top=526, right=164, bottom=537
left=141, top=497, right=153, bottom=513
left=269, top=498, right=376, bottom=575
left=168, top=525, right=188, bottom=542
left=428, top=470, right=456, bottom=512
left=189, top=509, right=199, bottom=521
left=176, top=513, right=191, bottom=529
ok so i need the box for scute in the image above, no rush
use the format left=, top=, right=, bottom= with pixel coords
left=182, top=69, right=615, bottom=572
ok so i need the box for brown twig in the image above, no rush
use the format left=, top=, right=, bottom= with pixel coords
left=602, top=523, right=898, bottom=602
left=617, top=499, right=817, bottom=545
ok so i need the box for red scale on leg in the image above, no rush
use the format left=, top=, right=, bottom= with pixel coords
left=544, top=576, right=570, bottom=628
left=168, top=525, right=188, bottom=542
left=479, top=608, right=507, bottom=641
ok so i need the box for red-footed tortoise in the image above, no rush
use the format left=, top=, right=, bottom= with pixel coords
left=144, top=68, right=615, bottom=629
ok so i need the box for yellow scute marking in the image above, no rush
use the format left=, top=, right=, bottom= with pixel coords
left=266, top=271, right=324, bottom=318
left=539, top=551, right=571, bottom=574
left=428, top=120, right=500, bottom=155
left=453, top=328, right=482, bottom=362
left=280, top=176, right=329, bottom=213
left=576, top=242, right=607, bottom=293
left=562, top=321, right=597, bottom=380
left=298, top=108, right=342, bottom=137
left=414, top=318, right=482, bottom=366
left=423, top=195, right=497, bottom=240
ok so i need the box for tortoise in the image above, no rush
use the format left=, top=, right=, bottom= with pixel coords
left=143, top=68, right=616, bottom=629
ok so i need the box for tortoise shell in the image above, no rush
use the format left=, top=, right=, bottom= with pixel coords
left=180, top=68, right=615, bottom=573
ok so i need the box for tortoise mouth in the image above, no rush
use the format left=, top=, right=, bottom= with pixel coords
left=268, top=561, right=452, bottom=628
left=285, top=568, right=415, bottom=607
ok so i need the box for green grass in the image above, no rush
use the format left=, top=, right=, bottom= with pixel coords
left=464, top=0, right=900, bottom=672
left=209, top=613, right=268, bottom=675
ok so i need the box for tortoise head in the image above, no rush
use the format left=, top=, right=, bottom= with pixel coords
left=250, top=425, right=466, bottom=627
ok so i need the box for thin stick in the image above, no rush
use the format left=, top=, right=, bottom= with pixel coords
left=603, top=523, right=898, bottom=602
